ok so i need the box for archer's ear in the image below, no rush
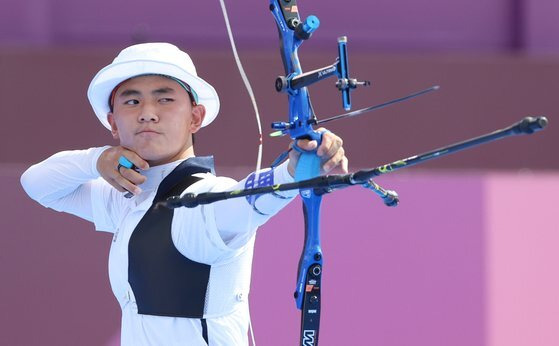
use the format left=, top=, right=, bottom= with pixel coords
left=107, top=113, right=120, bottom=140
left=190, top=105, right=206, bottom=134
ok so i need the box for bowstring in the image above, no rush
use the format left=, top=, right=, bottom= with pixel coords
left=218, top=1, right=263, bottom=345
left=218, top=0, right=264, bottom=173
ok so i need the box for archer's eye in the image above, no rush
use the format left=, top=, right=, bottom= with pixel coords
left=159, top=98, right=174, bottom=103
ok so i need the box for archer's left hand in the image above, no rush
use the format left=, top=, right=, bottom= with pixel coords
left=287, top=128, right=349, bottom=177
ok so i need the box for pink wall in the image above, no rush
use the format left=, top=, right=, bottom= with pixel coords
left=0, top=165, right=120, bottom=346
left=2, top=0, right=559, bottom=54
left=524, top=0, right=559, bottom=54
left=486, top=173, right=559, bottom=346
left=0, top=0, right=514, bottom=49
left=4, top=166, right=558, bottom=345
left=1, top=49, right=557, bottom=171
left=250, top=172, right=486, bottom=345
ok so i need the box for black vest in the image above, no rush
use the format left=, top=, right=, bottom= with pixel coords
left=128, top=157, right=215, bottom=318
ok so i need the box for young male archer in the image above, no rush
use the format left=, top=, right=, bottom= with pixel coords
left=21, top=42, right=347, bottom=345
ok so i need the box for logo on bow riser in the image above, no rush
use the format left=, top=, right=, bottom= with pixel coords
left=303, top=330, right=316, bottom=345
left=318, top=66, right=336, bottom=78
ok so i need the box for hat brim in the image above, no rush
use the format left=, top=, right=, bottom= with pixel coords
left=87, top=59, right=220, bottom=130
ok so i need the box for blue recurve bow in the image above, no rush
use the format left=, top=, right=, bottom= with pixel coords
left=267, top=2, right=368, bottom=345
left=177, top=1, right=550, bottom=346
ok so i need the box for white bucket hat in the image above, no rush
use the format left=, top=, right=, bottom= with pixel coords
left=87, top=42, right=220, bottom=130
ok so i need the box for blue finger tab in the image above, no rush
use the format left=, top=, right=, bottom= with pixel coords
left=118, top=156, right=134, bottom=169
left=118, top=156, right=136, bottom=199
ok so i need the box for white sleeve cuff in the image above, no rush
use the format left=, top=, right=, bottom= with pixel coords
left=273, top=160, right=298, bottom=198
left=91, top=145, right=112, bottom=177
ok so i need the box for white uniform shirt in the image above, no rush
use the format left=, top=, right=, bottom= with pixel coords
left=20, top=147, right=297, bottom=346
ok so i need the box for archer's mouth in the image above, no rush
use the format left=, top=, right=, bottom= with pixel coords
left=136, top=130, right=161, bottom=135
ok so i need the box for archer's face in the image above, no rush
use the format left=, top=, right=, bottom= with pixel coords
left=107, top=75, right=205, bottom=166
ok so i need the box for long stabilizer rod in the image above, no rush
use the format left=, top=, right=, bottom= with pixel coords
left=159, top=116, right=548, bottom=209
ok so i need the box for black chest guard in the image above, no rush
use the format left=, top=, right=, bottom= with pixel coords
left=128, top=157, right=214, bottom=318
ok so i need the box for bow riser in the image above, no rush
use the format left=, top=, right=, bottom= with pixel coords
left=270, top=3, right=325, bottom=346
left=270, top=0, right=318, bottom=140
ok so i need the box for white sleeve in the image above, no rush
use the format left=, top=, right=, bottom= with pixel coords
left=172, top=161, right=298, bottom=262
left=20, top=146, right=118, bottom=232
left=213, top=160, right=298, bottom=248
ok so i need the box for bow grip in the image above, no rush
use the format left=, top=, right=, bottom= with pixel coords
left=294, top=131, right=323, bottom=182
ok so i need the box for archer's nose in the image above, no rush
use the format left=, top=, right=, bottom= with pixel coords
left=138, top=109, right=159, bottom=123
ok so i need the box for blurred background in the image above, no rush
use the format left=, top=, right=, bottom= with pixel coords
left=1, top=0, right=557, bottom=345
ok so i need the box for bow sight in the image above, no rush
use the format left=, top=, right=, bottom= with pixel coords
left=270, top=2, right=370, bottom=138
left=273, top=34, right=370, bottom=110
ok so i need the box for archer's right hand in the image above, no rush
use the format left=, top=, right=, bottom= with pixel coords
left=97, top=146, right=150, bottom=196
